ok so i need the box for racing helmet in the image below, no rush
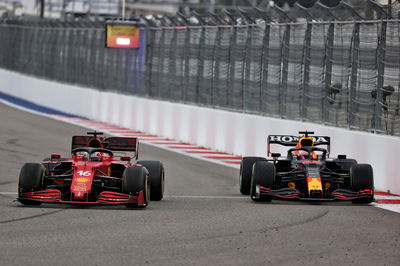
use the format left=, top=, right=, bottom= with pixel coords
left=297, top=137, right=318, bottom=160
left=89, top=152, right=102, bottom=162
left=88, top=138, right=102, bottom=148
left=298, top=137, right=314, bottom=147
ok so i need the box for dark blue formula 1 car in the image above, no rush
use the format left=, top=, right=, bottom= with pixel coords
left=239, top=131, right=374, bottom=203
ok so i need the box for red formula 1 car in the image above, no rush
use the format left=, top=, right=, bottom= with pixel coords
left=18, top=131, right=165, bottom=208
left=239, top=131, right=374, bottom=204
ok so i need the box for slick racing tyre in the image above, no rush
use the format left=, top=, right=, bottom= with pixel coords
left=250, top=161, right=275, bottom=202
left=240, top=157, right=267, bottom=195
left=350, top=164, right=374, bottom=204
left=18, top=163, right=45, bottom=205
left=137, top=160, right=165, bottom=201
left=122, top=166, right=150, bottom=208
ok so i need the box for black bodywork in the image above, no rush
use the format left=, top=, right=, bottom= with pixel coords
left=242, top=132, right=374, bottom=203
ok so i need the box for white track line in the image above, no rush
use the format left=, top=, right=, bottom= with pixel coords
left=371, top=203, right=400, bottom=213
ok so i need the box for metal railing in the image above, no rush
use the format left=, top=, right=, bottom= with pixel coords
left=0, top=15, right=400, bottom=136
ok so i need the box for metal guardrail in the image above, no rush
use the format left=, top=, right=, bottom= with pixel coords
left=0, top=14, right=399, bottom=136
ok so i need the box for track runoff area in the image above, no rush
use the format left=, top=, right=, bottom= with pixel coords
left=0, top=93, right=399, bottom=213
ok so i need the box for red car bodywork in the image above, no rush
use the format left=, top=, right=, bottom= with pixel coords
left=18, top=132, right=147, bottom=207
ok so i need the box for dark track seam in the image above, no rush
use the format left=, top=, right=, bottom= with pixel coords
left=0, top=208, right=68, bottom=224
left=265, top=209, right=330, bottom=232
left=0, top=147, right=37, bottom=156
left=0, top=181, right=15, bottom=186
left=161, top=209, right=330, bottom=244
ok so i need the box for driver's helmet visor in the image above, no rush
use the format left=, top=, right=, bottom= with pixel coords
left=89, top=152, right=101, bottom=160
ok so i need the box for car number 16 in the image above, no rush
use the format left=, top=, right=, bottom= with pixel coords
left=77, top=170, right=91, bottom=176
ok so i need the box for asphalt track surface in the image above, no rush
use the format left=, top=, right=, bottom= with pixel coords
left=0, top=103, right=399, bottom=266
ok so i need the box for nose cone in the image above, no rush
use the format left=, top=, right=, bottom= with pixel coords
left=309, top=190, right=323, bottom=198
left=72, top=191, right=87, bottom=201
left=306, top=177, right=323, bottom=198
left=71, top=166, right=94, bottom=201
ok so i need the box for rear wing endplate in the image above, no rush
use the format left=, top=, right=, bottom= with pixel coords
left=71, top=136, right=93, bottom=150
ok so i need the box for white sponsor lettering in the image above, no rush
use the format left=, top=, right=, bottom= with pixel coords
left=314, top=137, right=329, bottom=143
left=77, top=170, right=91, bottom=176
left=269, top=136, right=281, bottom=142
left=282, top=136, right=293, bottom=142
left=269, top=135, right=329, bottom=144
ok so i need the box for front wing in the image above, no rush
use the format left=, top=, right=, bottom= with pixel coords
left=18, top=190, right=147, bottom=207
left=256, top=186, right=374, bottom=201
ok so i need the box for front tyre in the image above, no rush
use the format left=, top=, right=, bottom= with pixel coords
left=137, top=160, right=165, bottom=201
left=240, top=157, right=267, bottom=195
left=18, top=163, right=45, bottom=205
left=250, top=161, right=275, bottom=202
left=350, top=164, right=374, bottom=204
left=122, top=166, right=150, bottom=208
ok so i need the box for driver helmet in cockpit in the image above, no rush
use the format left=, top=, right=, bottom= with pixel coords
left=89, top=152, right=102, bottom=162
left=295, top=137, right=317, bottom=159
left=298, top=137, right=314, bottom=148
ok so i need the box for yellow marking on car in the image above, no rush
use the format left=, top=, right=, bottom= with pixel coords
left=307, top=177, right=323, bottom=194
left=72, top=187, right=87, bottom=191
left=75, top=177, right=89, bottom=183
left=325, top=182, right=331, bottom=191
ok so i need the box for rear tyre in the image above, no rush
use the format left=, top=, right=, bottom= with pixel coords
left=137, top=160, right=165, bottom=201
left=122, top=166, right=149, bottom=208
left=350, top=164, right=374, bottom=204
left=18, top=163, right=45, bottom=205
left=250, top=161, right=275, bottom=202
left=240, top=157, right=267, bottom=195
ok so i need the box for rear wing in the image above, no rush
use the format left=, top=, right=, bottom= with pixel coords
left=105, top=137, right=138, bottom=152
left=71, top=136, right=139, bottom=159
left=267, top=135, right=330, bottom=156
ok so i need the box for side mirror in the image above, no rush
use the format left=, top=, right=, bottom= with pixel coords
left=121, top=156, right=131, bottom=162
left=51, top=154, right=61, bottom=160
left=271, top=153, right=281, bottom=158
left=337, top=154, right=347, bottom=159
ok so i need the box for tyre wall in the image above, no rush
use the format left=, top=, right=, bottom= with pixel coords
left=1, top=68, right=399, bottom=194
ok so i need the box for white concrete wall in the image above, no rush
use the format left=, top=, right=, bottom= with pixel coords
left=1, top=68, right=399, bottom=194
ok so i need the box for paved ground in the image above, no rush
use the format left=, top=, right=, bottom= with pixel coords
left=0, top=102, right=399, bottom=266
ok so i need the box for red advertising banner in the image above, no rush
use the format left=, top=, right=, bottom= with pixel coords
left=106, top=24, right=140, bottom=48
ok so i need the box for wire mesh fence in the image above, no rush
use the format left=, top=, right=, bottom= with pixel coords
left=0, top=16, right=400, bottom=136
left=145, top=21, right=400, bottom=135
